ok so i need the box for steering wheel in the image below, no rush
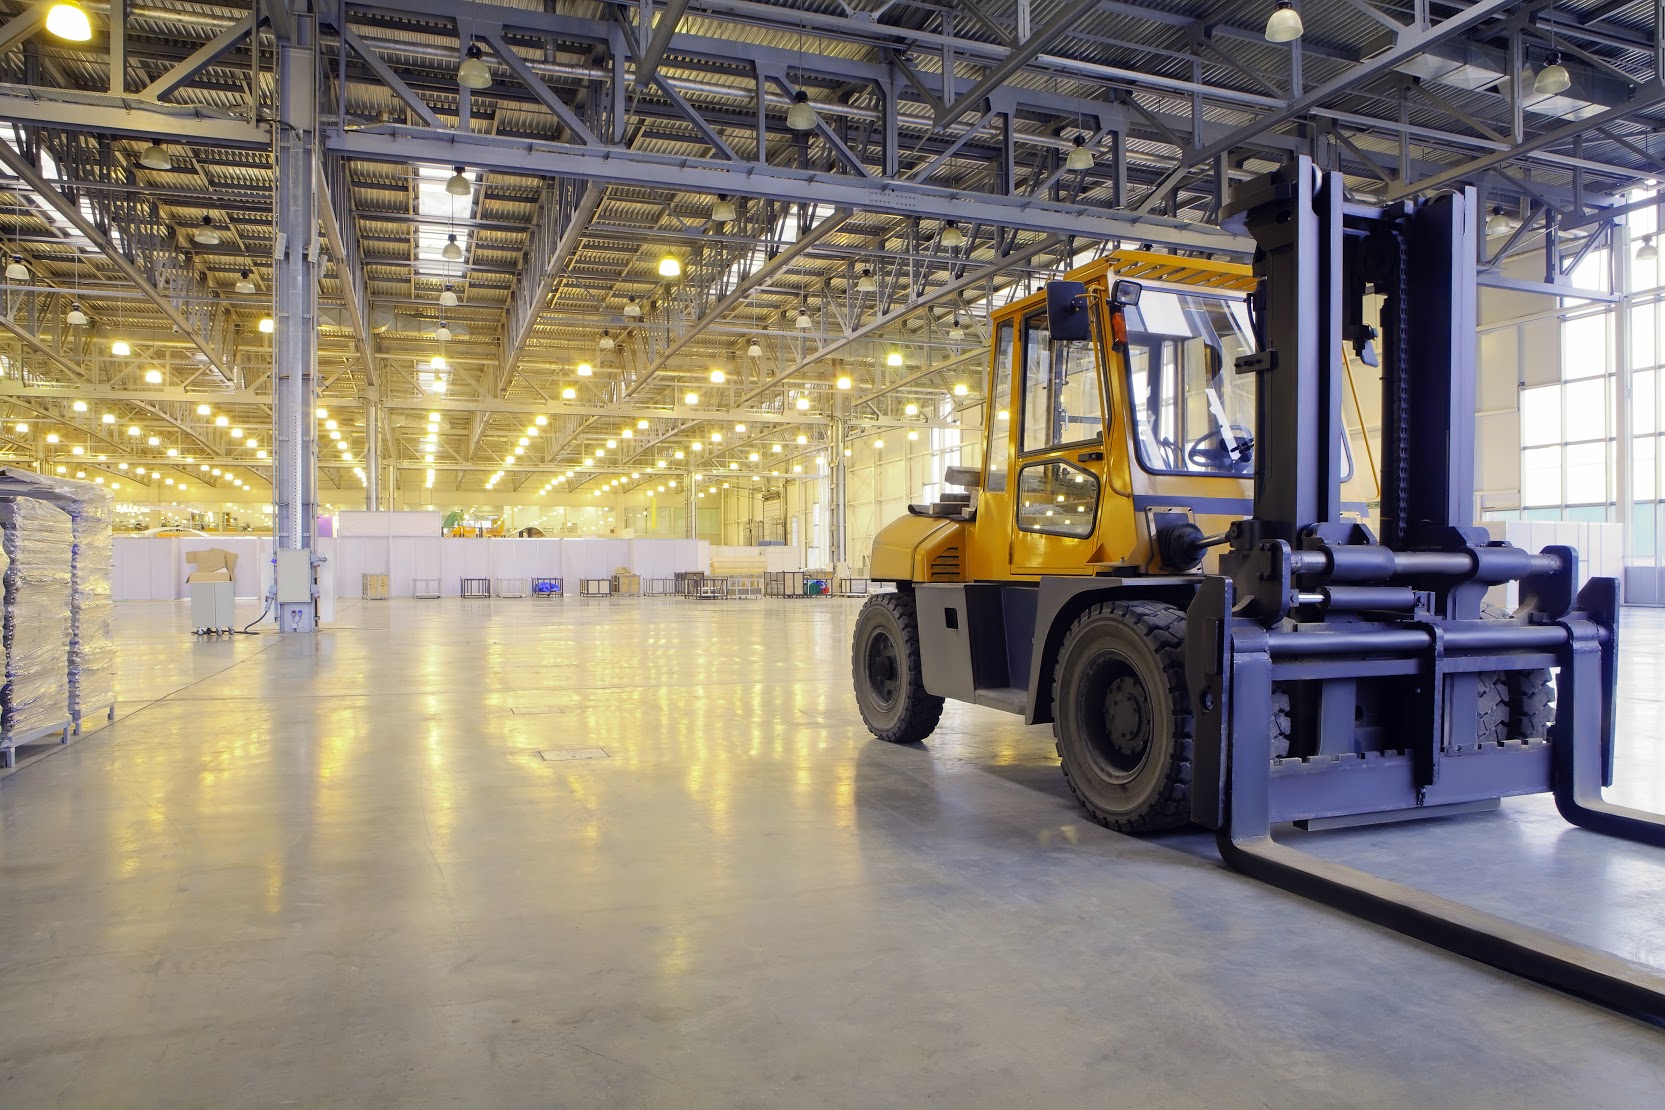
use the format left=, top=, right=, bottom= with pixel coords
left=1186, top=425, right=1255, bottom=472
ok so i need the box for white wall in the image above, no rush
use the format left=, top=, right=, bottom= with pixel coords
left=1476, top=255, right=1566, bottom=513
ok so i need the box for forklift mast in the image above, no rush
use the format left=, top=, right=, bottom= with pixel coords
left=1186, top=157, right=1665, bottom=1018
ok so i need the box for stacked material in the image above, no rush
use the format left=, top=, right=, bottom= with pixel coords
left=0, top=497, right=73, bottom=743
left=67, top=488, right=116, bottom=722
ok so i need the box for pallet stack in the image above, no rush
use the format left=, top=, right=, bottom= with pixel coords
left=66, top=488, right=116, bottom=732
left=0, top=497, right=73, bottom=764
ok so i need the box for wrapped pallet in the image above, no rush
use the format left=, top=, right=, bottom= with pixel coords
left=67, top=486, right=116, bottom=726
left=0, top=497, right=73, bottom=755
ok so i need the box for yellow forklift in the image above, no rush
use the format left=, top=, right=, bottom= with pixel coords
left=852, top=158, right=1665, bottom=1018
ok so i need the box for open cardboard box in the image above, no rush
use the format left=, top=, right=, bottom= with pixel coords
left=185, top=547, right=239, bottom=584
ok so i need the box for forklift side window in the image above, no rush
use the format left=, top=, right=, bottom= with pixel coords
left=1020, top=313, right=1103, bottom=454
left=1125, top=291, right=1258, bottom=477
left=1015, top=460, right=1099, bottom=538
left=984, top=322, right=1015, bottom=492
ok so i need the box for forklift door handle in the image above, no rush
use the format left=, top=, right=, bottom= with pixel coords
left=1077, top=450, right=1104, bottom=462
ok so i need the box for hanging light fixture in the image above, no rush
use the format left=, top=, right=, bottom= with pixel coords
left=138, top=139, right=172, bottom=171
left=857, top=267, right=877, bottom=292
left=234, top=269, right=255, bottom=294
left=836, top=375, right=853, bottom=390
left=111, top=339, right=131, bottom=357
left=886, top=349, right=903, bottom=367
left=1065, top=134, right=1095, bottom=172
left=658, top=254, right=682, bottom=278
left=940, top=221, right=965, bottom=248
left=711, top=195, right=736, bottom=223
left=1485, top=206, right=1520, bottom=237
left=65, top=301, right=89, bottom=327
left=795, top=302, right=813, bottom=329
left=431, top=355, right=447, bottom=371
left=562, top=386, right=578, bottom=400
left=624, top=296, right=641, bottom=319
left=44, top=1, right=92, bottom=42
left=709, top=368, right=727, bottom=384
left=1535, top=51, right=1572, bottom=96
left=446, top=166, right=472, bottom=197
left=786, top=89, right=819, bottom=131
left=599, top=329, right=615, bottom=352
left=439, top=284, right=459, bottom=308
left=1640, top=235, right=1660, bottom=262
left=577, top=362, right=593, bottom=377
left=442, top=233, right=464, bottom=262
left=193, top=215, right=221, bottom=246
left=1264, top=1, right=1303, bottom=43
left=5, top=255, right=26, bottom=282
left=435, top=321, right=453, bottom=342
left=457, top=43, right=492, bottom=90
left=258, top=316, right=275, bottom=333
left=948, top=314, right=966, bottom=341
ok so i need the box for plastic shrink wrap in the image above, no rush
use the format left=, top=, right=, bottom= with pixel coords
left=0, top=497, right=73, bottom=740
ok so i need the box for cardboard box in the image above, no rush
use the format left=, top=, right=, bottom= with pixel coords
left=185, top=547, right=239, bottom=583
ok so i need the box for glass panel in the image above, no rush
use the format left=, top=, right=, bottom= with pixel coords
left=1016, top=460, right=1099, bottom=537
left=1521, top=384, right=1562, bottom=446
left=1633, top=303, right=1657, bottom=369
left=1636, top=370, right=1656, bottom=436
left=1563, top=378, right=1607, bottom=441
left=1020, top=315, right=1103, bottom=453
left=1126, top=290, right=1257, bottom=475
left=1565, top=441, right=1607, bottom=503
left=1522, top=445, right=1562, bottom=506
left=1565, top=504, right=1610, bottom=522
left=984, top=322, right=1014, bottom=492
left=1561, top=312, right=1610, bottom=379
left=1633, top=501, right=1657, bottom=558
left=1636, top=436, right=1656, bottom=501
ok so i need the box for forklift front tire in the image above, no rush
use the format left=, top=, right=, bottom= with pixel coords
left=852, top=591, right=945, bottom=744
left=1053, top=601, right=1194, bottom=834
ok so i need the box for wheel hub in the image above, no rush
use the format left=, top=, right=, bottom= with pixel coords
left=1104, top=676, right=1151, bottom=758
left=865, top=630, right=901, bottom=708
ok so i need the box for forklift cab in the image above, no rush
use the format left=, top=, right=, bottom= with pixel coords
left=955, top=256, right=1266, bottom=581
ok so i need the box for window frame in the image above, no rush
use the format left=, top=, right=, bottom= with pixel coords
left=1013, top=458, right=1101, bottom=538
left=983, top=320, right=1016, bottom=492
left=1017, top=309, right=1106, bottom=458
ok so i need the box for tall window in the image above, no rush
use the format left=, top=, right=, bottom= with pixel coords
left=1629, top=193, right=1665, bottom=560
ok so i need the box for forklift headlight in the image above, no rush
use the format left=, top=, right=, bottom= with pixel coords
left=1111, top=279, right=1143, bottom=307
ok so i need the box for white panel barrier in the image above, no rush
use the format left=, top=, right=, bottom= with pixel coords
left=112, top=537, right=807, bottom=601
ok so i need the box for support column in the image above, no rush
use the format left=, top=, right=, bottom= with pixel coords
left=1614, top=222, right=1633, bottom=539
left=273, top=11, right=319, bottom=630
left=830, top=411, right=849, bottom=566
left=365, top=394, right=380, bottom=511
left=686, top=465, right=697, bottom=538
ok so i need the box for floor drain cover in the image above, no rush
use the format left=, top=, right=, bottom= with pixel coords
left=539, top=747, right=609, bottom=761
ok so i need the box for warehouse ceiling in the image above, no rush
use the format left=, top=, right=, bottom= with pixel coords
left=0, top=0, right=1662, bottom=500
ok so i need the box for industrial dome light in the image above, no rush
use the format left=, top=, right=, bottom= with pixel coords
left=599, top=329, right=615, bottom=352
left=1065, top=134, right=1095, bottom=172
left=1535, top=52, right=1572, bottom=96
left=886, top=350, right=903, bottom=367
left=442, top=233, right=464, bottom=262
left=65, top=301, right=90, bottom=327
left=45, top=1, right=92, bottom=42
left=1639, top=235, right=1660, bottom=262
left=711, top=195, right=736, bottom=224
left=446, top=166, right=472, bottom=197
left=5, top=255, right=26, bottom=282
left=795, top=304, right=814, bottom=329
left=577, top=362, right=593, bottom=377
left=940, top=221, right=965, bottom=248
left=658, top=254, right=682, bottom=278
left=904, top=402, right=919, bottom=416
left=234, top=269, right=255, bottom=293
left=857, top=267, right=876, bottom=293
left=952, top=382, right=969, bottom=397
left=435, top=321, right=453, bottom=342
left=709, top=368, right=726, bottom=384
left=1264, top=1, right=1303, bottom=43
left=795, top=396, right=810, bottom=411
left=561, top=386, right=577, bottom=399
left=786, top=89, right=818, bottom=132
left=624, top=296, right=641, bottom=319
left=111, top=339, right=131, bottom=357
left=138, top=139, right=172, bottom=171
left=684, top=391, right=699, bottom=405
left=1485, top=206, right=1520, bottom=238
left=948, top=315, right=966, bottom=341
left=836, top=374, right=853, bottom=390
left=193, top=215, right=221, bottom=246
left=457, top=43, right=492, bottom=90
left=439, top=284, right=459, bottom=308
left=258, top=316, right=275, bottom=333
left=747, top=338, right=763, bottom=358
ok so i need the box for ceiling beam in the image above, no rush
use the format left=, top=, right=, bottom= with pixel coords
left=936, top=0, right=1102, bottom=128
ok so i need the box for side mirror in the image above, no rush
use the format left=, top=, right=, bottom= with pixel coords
left=1111, top=279, right=1143, bottom=307
left=1045, top=280, right=1092, bottom=342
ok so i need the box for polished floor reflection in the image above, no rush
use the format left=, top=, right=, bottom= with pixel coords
left=2, top=598, right=1664, bottom=1107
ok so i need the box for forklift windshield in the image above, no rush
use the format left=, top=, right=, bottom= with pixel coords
left=1124, top=291, right=1258, bottom=476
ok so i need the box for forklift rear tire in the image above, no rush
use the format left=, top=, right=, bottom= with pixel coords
left=1053, top=600, right=1193, bottom=834
left=852, top=591, right=945, bottom=744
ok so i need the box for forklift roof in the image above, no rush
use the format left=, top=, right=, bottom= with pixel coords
left=997, top=248, right=1257, bottom=324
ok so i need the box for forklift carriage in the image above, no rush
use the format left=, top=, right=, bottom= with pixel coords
left=851, top=158, right=1665, bottom=1020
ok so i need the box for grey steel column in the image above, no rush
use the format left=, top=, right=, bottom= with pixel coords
left=365, top=395, right=381, bottom=511
left=830, top=410, right=848, bottom=565
left=273, top=14, right=318, bottom=558
left=1614, top=222, right=1633, bottom=538
left=686, top=465, right=697, bottom=538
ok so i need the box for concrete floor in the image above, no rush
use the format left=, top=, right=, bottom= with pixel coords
left=2, top=597, right=1664, bottom=1107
